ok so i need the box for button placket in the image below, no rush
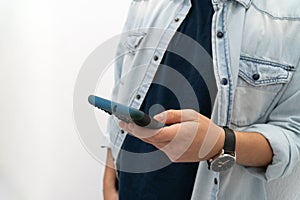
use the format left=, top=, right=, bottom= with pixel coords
left=212, top=1, right=231, bottom=125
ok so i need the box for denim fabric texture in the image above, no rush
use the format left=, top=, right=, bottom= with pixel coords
left=105, top=0, right=300, bottom=199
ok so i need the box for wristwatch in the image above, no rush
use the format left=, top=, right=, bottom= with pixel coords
left=208, top=127, right=236, bottom=172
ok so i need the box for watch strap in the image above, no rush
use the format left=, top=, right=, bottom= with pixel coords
left=223, top=127, right=236, bottom=154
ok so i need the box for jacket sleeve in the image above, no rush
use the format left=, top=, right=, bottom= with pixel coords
left=242, top=64, right=300, bottom=181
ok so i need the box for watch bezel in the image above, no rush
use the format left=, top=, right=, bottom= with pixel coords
left=210, top=152, right=236, bottom=172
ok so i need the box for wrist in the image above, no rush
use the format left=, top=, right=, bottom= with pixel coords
left=203, top=127, right=225, bottom=160
left=207, top=127, right=237, bottom=171
left=103, top=176, right=118, bottom=192
left=103, top=184, right=118, bottom=191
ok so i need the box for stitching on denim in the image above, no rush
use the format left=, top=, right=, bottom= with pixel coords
left=252, top=2, right=300, bottom=21
left=240, top=55, right=295, bottom=71
left=239, top=70, right=288, bottom=85
left=222, top=4, right=232, bottom=126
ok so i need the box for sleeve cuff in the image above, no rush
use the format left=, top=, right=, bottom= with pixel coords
left=239, top=123, right=299, bottom=182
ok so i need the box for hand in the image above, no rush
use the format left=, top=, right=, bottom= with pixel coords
left=119, top=109, right=225, bottom=162
left=103, top=149, right=119, bottom=200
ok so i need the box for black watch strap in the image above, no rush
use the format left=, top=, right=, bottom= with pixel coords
left=223, top=127, right=236, bottom=154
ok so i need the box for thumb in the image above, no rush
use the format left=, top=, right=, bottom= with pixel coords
left=154, top=109, right=200, bottom=124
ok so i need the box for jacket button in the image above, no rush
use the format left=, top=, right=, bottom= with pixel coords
left=136, top=94, right=141, bottom=100
left=221, top=78, right=228, bottom=85
left=153, top=55, right=159, bottom=61
left=214, top=178, right=218, bottom=185
left=252, top=73, right=260, bottom=81
left=217, top=31, right=224, bottom=38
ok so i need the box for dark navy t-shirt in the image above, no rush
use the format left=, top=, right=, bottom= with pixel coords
left=118, top=0, right=214, bottom=199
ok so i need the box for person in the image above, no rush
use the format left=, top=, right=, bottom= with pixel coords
left=103, top=0, right=300, bottom=199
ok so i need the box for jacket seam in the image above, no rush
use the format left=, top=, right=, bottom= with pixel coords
left=240, top=55, right=295, bottom=71
left=222, top=4, right=232, bottom=126
left=252, top=3, right=300, bottom=21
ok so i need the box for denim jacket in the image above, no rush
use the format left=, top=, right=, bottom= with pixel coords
left=106, top=0, right=300, bottom=199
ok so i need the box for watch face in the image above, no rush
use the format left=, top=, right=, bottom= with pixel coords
left=211, top=154, right=235, bottom=172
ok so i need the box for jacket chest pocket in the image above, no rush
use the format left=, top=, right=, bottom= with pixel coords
left=231, top=55, right=295, bottom=127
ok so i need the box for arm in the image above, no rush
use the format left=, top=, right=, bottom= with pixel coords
left=119, top=64, right=300, bottom=179
left=119, top=109, right=272, bottom=167
left=103, top=149, right=118, bottom=200
left=235, top=131, right=272, bottom=167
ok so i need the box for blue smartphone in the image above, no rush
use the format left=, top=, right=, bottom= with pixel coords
left=88, top=95, right=165, bottom=129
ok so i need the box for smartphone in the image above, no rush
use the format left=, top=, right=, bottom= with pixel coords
left=88, top=95, right=165, bottom=129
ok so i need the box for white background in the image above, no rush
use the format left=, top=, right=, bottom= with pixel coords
left=0, top=0, right=130, bottom=199
left=0, top=0, right=300, bottom=200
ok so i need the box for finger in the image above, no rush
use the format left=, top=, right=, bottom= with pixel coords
left=119, top=121, right=126, bottom=129
left=146, top=123, right=183, bottom=143
left=119, top=120, right=180, bottom=143
left=119, top=121, right=165, bottom=145
left=119, top=122, right=161, bottom=140
left=154, top=109, right=200, bottom=124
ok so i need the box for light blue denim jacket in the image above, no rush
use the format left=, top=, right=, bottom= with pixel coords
left=106, top=0, right=300, bottom=199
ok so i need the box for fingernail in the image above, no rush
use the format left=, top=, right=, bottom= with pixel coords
left=154, top=114, right=165, bottom=122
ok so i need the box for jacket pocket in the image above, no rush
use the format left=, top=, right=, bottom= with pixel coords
left=231, top=55, right=295, bottom=127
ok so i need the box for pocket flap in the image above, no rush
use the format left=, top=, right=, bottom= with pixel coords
left=239, top=55, right=295, bottom=86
